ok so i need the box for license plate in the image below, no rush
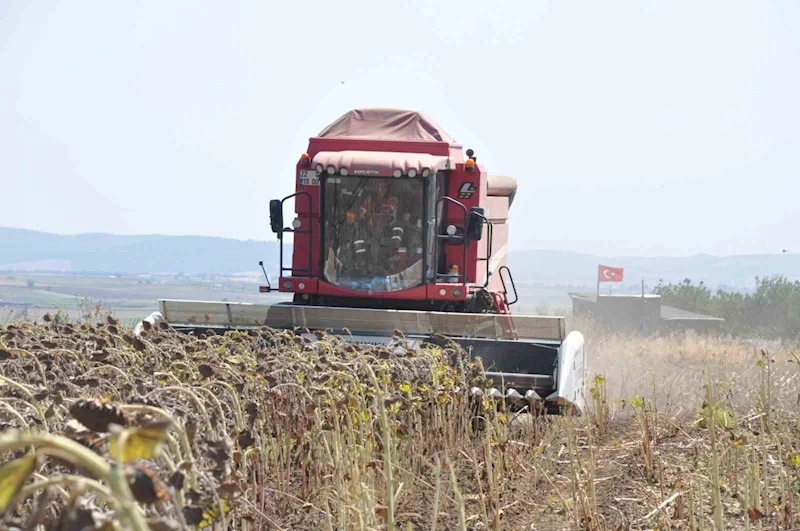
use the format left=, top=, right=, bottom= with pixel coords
left=299, top=170, right=320, bottom=186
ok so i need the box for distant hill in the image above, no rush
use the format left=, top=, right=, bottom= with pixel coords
left=508, top=249, right=800, bottom=289
left=0, top=227, right=280, bottom=275
left=2, top=227, right=798, bottom=288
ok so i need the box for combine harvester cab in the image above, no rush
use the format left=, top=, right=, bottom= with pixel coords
left=136, top=109, right=587, bottom=414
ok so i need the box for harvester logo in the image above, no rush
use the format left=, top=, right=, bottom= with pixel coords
left=458, top=182, right=477, bottom=199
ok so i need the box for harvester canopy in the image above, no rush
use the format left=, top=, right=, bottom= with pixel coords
left=318, top=108, right=455, bottom=143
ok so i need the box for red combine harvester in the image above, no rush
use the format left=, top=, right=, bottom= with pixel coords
left=138, top=109, right=586, bottom=413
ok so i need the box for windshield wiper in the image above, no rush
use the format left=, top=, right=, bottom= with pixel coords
left=336, top=177, right=368, bottom=227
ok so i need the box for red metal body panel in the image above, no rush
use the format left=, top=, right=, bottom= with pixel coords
left=442, top=162, right=486, bottom=284
left=278, top=276, right=467, bottom=302
left=278, top=277, right=319, bottom=294
left=290, top=175, right=320, bottom=279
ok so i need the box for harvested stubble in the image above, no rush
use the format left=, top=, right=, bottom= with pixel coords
left=0, top=316, right=799, bottom=530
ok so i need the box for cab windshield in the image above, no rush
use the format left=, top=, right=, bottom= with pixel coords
left=323, top=177, right=425, bottom=292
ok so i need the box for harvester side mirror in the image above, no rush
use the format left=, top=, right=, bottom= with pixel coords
left=466, top=207, right=485, bottom=241
left=269, top=200, right=283, bottom=234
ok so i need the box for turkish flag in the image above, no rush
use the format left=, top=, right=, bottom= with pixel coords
left=598, top=265, right=624, bottom=282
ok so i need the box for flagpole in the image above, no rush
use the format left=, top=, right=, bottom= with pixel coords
left=596, top=265, right=601, bottom=300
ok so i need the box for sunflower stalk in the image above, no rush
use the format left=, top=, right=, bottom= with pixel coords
left=0, top=430, right=149, bottom=531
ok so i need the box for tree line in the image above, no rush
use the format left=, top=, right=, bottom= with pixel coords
left=652, top=275, right=800, bottom=340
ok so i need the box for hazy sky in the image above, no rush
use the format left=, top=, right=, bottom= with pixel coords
left=1, top=1, right=798, bottom=256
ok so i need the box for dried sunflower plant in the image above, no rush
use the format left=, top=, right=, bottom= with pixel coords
left=0, top=311, right=541, bottom=531
left=8, top=310, right=797, bottom=529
